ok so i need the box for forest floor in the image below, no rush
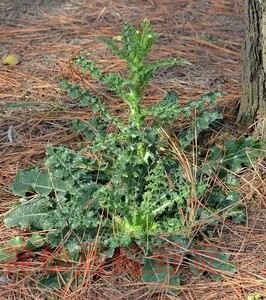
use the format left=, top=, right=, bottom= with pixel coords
left=0, top=0, right=265, bottom=299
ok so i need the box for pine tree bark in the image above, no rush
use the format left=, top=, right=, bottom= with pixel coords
left=237, top=0, right=266, bottom=139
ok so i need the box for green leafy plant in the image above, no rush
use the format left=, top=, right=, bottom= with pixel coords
left=3, top=19, right=265, bottom=291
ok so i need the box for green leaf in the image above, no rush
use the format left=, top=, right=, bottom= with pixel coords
left=38, top=271, right=84, bottom=290
left=142, top=258, right=174, bottom=283
left=10, top=168, right=67, bottom=198
left=10, top=168, right=40, bottom=196
left=167, top=275, right=181, bottom=296
left=0, top=237, right=24, bottom=262
left=230, top=210, right=245, bottom=224
left=163, top=235, right=192, bottom=262
left=180, top=111, right=223, bottom=148
left=69, top=85, right=81, bottom=99
left=190, top=244, right=237, bottom=279
left=225, top=174, right=240, bottom=187
left=34, top=172, right=53, bottom=196
left=145, top=57, right=188, bottom=75
left=0, top=246, right=12, bottom=262
left=4, top=197, right=52, bottom=230
left=38, top=273, right=71, bottom=290
left=0, top=245, right=17, bottom=262
left=143, top=90, right=182, bottom=124
left=25, top=234, right=46, bottom=250
left=223, top=138, right=265, bottom=172
left=207, top=189, right=240, bottom=209
left=7, top=237, right=24, bottom=247
left=99, top=37, right=124, bottom=58
left=170, top=275, right=180, bottom=286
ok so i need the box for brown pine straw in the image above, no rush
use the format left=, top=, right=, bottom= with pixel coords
left=0, top=0, right=266, bottom=299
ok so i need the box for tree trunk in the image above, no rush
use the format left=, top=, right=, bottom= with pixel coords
left=237, top=0, right=266, bottom=139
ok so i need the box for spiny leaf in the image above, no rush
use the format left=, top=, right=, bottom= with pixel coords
left=4, top=197, right=52, bottom=230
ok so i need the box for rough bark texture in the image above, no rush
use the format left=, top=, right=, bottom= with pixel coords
left=238, top=0, right=266, bottom=139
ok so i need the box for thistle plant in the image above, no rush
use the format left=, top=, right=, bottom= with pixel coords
left=73, top=18, right=187, bottom=130
left=3, top=19, right=264, bottom=290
